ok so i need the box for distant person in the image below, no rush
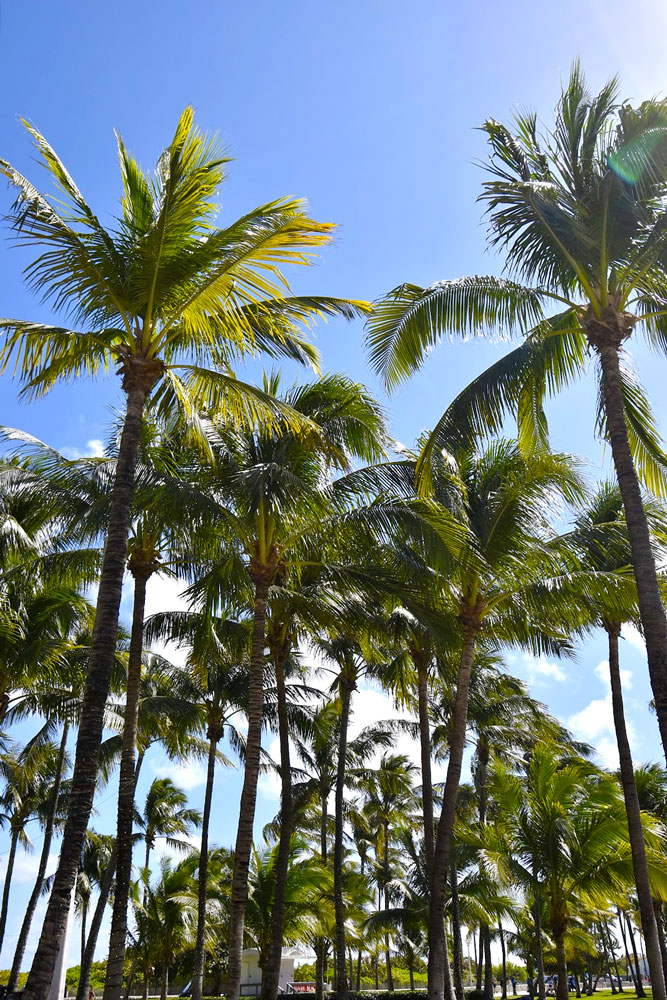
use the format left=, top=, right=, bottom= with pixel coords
left=511, top=976, right=517, bottom=995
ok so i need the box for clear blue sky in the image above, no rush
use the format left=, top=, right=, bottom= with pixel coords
left=1, top=0, right=667, bottom=973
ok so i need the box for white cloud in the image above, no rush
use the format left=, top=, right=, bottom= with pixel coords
left=518, top=653, right=567, bottom=684
left=151, top=758, right=207, bottom=790
left=143, top=574, right=192, bottom=667
left=621, top=623, right=646, bottom=655
left=60, top=438, right=106, bottom=459
left=594, top=658, right=632, bottom=691
left=566, top=659, right=636, bottom=767
left=155, top=831, right=202, bottom=863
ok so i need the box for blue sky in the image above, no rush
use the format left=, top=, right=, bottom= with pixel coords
left=1, top=0, right=667, bottom=973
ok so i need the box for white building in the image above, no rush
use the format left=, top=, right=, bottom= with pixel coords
left=240, top=947, right=316, bottom=995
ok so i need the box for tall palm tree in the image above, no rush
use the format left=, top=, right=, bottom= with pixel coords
left=135, top=777, right=201, bottom=889
left=0, top=110, right=366, bottom=996
left=563, top=484, right=667, bottom=995
left=486, top=746, right=667, bottom=1000
left=0, top=740, right=63, bottom=952
left=75, top=831, right=115, bottom=971
left=366, top=65, right=667, bottom=763
left=245, top=836, right=330, bottom=979
left=135, top=855, right=199, bottom=1000
left=358, top=753, right=419, bottom=992
left=142, top=611, right=249, bottom=1000
left=167, top=372, right=385, bottom=1000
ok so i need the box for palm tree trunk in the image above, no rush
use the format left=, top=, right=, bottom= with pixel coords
left=451, top=861, right=465, bottom=1000
left=600, top=921, right=617, bottom=994
left=8, top=719, right=69, bottom=992
left=416, top=653, right=434, bottom=874
left=476, top=929, right=483, bottom=991
left=161, top=966, right=168, bottom=1000
left=315, top=788, right=328, bottom=1000
left=604, top=918, right=624, bottom=993
left=534, top=894, right=546, bottom=1000
left=427, top=619, right=479, bottom=1000
left=653, top=900, right=667, bottom=990
left=594, top=338, right=667, bottom=762
left=626, top=914, right=646, bottom=998
left=444, top=921, right=456, bottom=1000
left=617, top=908, right=637, bottom=992
left=192, top=726, right=221, bottom=1000
left=499, top=922, right=507, bottom=1000
left=24, top=380, right=148, bottom=1000
left=483, top=925, right=493, bottom=1000
left=383, top=820, right=394, bottom=992
left=606, top=623, right=666, bottom=1000
left=334, top=679, right=354, bottom=1000
left=261, top=647, right=293, bottom=1000
left=226, top=571, right=271, bottom=1000
left=80, top=902, right=88, bottom=969
left=104, top=565, right=152, bottom=1000
left=0, top=828, right=20, bottom=951
left=555, top=934, right=568, bottom=1000
left=76, top=844, right=118, bottom=1000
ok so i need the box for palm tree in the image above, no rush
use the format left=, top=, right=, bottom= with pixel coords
left=486, top=745, right=667, bottom=1000
left=563, top=483, right=667, bottom=996
left=166, top=372, right=385, bottom=1000
left=142, top=611, right=249, bottom=1000
left=0, top=740, right=63, bottom=952
left=0, top=111, right=366, bottom=997
left=135, top=855, right=199, bottom=1000
left=365, top=65, right=667, bottom=763
left=380, top=439, right=586, bottom=1000
left=135, top=777, right=201, bottom=890
left=245, top=836, right=330, bottom=978
left=359, top=753, right=419, bottom=991
left=75, top=831, right=115, bottom=970
left=291, top=698, right=393, bottom=999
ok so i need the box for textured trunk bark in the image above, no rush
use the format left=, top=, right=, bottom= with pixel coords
left=451, top=861, right=465, bottom=1000
left=315, top=940, right=324, bottom=1000
left=604, top=918, right=624, bottom=992
left=476, top=927, right=484, bottom=991
left=0, top=828, right=19, bottom=951
left=160, top=966, right=168, bottom=1000
left=315, top=786, right=328, bottom=1000
left=606, top=624, right=666, bottom=1000
left=104, top=565, right=151, bottom=1000
left=499, top=922, right=507, bottom=1000
left=226, top=573, right=270, bottom=1000
left=617, top=908, right=637, bottom=992
left=24, top=381, right=147, bottom=1000
left=384, top=820, right=394, bottom=992
left=334, top=680, right=354, bottom=1000
left=8, top=719, right=69, bottom=992
left=356, top=950, right=362, bottom=991
left=595, top=338, right=667, bottom=762
left=483, top=925, right=493, bottom=1000
left=654, top=900, right=667, bottom=990
left=534, top=895, right=546, bottom=1000
left=84, top=752, right=144, bottom=1000
left=76, top=844, right=118, bottom=1000
left=427, top=621, right=478, bottom=1000
left=627, top=912, right=646, bottom=997
left=600, top=921, right=616, bottom=994
left=192, top=727, right=220, bottom=1000
left=80, top=904, right=88, bottom=969
left=555, top=934, right=568, bottom=1000
left=261, top=648, right=293, bottom=1000
left=444, top=922, right=456, bottom=1000
left=417, top=654, right=435, bottom=875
